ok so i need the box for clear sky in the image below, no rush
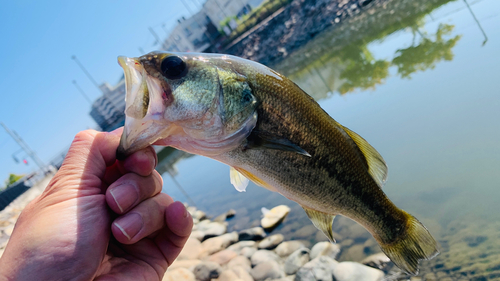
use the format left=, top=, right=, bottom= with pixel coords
left=0, top=0, right=200, bottom=185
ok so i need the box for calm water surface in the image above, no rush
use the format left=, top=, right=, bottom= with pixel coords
left=161, top=0, right=500, bottom=278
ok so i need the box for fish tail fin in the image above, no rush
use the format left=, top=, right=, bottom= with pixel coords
left=379, top=213, right=439, bottom=275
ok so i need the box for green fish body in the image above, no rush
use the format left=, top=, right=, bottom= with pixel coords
left=117, top=51, right=439, bottom=274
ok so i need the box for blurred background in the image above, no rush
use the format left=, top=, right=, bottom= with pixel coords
left=1, top=0, right=499, bottom=279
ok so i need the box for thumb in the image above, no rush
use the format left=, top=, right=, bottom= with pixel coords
left=51, top=129, right=122, bottom=195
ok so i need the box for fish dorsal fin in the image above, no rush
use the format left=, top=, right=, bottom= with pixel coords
left=246, top=131, right=311, bottom=157
left=302, top=206, right=337, bottom=243
left=341, top=125, right=388, bottom=188
left=230, top=167, right=249, bottom=192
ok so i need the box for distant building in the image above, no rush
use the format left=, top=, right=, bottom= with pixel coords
left=89, top=78, right=126, bottom=132
left=163, top=11, right=220, bottom=53
left=203, top=0, right=264, bottom=30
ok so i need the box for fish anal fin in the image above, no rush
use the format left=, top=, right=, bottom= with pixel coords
left=341, top=125, right=388, bottom=188
left=234, top=167, right=277, bottom=192
left=230, top=167, right=249, bottom=192
left=246, top=131, right=311, bottom=157
left=302, top=206, right=337, bottom=243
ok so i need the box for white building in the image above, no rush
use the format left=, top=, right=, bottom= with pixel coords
left=202, top=0, right=264, bottom=29
left=89, top=79, right=126, bottom=132
left=163, top=11, right=218, bottom=53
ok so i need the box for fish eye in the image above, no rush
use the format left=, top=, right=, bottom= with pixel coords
left=241, top=89, right=254, bottom=104
left=160, top=55, right=187, bottom=80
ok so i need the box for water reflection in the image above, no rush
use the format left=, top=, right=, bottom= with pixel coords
left=160, top=0, right=500, bottom=278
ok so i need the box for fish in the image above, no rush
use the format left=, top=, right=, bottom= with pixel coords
left=116, top=51, right=439, bottom=274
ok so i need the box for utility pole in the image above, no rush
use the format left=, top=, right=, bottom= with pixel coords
left=1, top=122, right=45, bottom=170
left=72, top=80, right=93, bottom=105
left=463, top=0, right=488, bottom=46
left=148, top=27, right=168, bottom=50
left=71, top=55, right=102, bottom=91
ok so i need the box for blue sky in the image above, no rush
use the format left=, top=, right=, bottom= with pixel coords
left=0, top=0, right=199, bottom=184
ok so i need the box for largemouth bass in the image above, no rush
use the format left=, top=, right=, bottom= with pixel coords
left=116, top=51, right=439, bottom=274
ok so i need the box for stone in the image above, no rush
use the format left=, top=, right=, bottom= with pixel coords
left=193, top=210, right=206, bottom=221
left=275, top=240, right=307, bottom=257
left=240, top=246, right=257, bottom=259
left=258, top=234, right=284, bottom=250
left=227, top=255, right=251, bottom=271
left=215, top=270, right=241, bottom=281
left=177, top=237, right=202, bottom=260
left=200, top=232, right=238, bottom=255
left=195, top=220, right=227, bottom=238
left=162, top=267, right=195, bottom=281
left=250, top=260, right=285, bottom=281
left=295, top=256, right=338, bottom=281
left=310, top=241, right=341, bottom=260
left=332, top=261, right=384, bottom=281
left=227, top=241, right=256, bottom=252
left=190, top=230, right=205, bottom=241
left=361, top=252, right=391, bottom=270
left=193, top=261, right=222, bottom=281
left=168, top=259, right=202, bottom=271
left=208, top=249, right=238, bottom=265
left=3, top=225, right=14, bottom=237
left=250, top=249, right=281, bottom=266
left=339, top=244, right=367, bottom=262
left=293, top=225, right=317, bottom=238
left=231, top=265, right=254, bottom=281
left=261, top=205, right=291, bottom=229
left=213, top=209, right=236, bottom=222
left=239, top=227, right=266, bottom=241
left=284, top=247, right=310, bottom=275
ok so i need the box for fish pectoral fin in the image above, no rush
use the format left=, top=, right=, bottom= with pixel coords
left=340, top=125, right=388, bottom=188
left=302, top=206, right=337, bottom=243
left=230, top=167, right=249, bottom=192
left=246, top=131, right=311, bottom=157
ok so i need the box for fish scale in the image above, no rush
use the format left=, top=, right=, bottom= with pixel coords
left=116, top=51, right=439, bottom=275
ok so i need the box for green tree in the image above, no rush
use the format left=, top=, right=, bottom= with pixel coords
left=392, top=24, right=462, bottom=79
left=338, top=44, right=390, bottom=95
left=4, top=173, right=24, bottom=188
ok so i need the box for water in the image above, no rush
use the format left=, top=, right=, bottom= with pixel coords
left=160, top=0, right=500, bottom=278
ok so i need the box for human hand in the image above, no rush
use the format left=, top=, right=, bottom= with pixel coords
left=0, top=129, right=193, bottom=281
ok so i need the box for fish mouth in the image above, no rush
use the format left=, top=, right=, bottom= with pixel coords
left=116, top=56, right=169, bottom=160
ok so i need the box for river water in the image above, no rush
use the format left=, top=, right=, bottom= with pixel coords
left=160, top=0, right=500, bottom=279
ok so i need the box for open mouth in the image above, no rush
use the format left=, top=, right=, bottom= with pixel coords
left=115, top=56, right=168, bottom=160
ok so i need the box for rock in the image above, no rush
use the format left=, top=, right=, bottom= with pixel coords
left=310, top=241, right=341, bottom=260
left=293, top=225, right=317, bottom=238
left=215, top=269, right=241, bottom=281
left=275, top=240, right=307, bottom=257
left=168, top=259, right=202, bottom=271
left=190, top=230, right=205, bottom=241
left=193, top=261, right=222, bottom=281
left=250, top=260, right=285, bottom=281
left=295, top=256, right=338, bottom=281
left=227, top=255, right=252, bottom=271
left=195, top=220, right=227, bottom=238
left=231, top=265, right=254, bottom=281
left=162, top=267, right=195, bottom=281
left=208, top=249, right=238, bottom=265
left=239, top=227, right=266, bottom=241
left=240, top=246, right=257, bottom=259
left=200, top=232, right=238, bottom=255
left=361, top=252, right=391, bottom=270
left=339, top=244, right=366, bottom=262
left=340, top=223, right=371, bottom=243
left=332, top=261, right=384, bottom=281
left=213, top=209, right=236, bottom=222
left=193, top=210, right=206, bottom=221
left=339, top=239, right=354, bottom=248
left=227, top=241, right=256, bottom=252
left=178, top=237, right=202, bottom=260
left=250, top=249, right=281, bottom=266
left=258, top=234, right=284, bottom=250
left=3, top=225, right=14, bottom=237
left=261, top=205, right=291, bottom=230
left=284, top=247, right=310, bottom=275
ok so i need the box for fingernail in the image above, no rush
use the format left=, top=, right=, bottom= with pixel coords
left=114, top=213, right=143, bottom=240
left=109, top=184, right=138, bottom=213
